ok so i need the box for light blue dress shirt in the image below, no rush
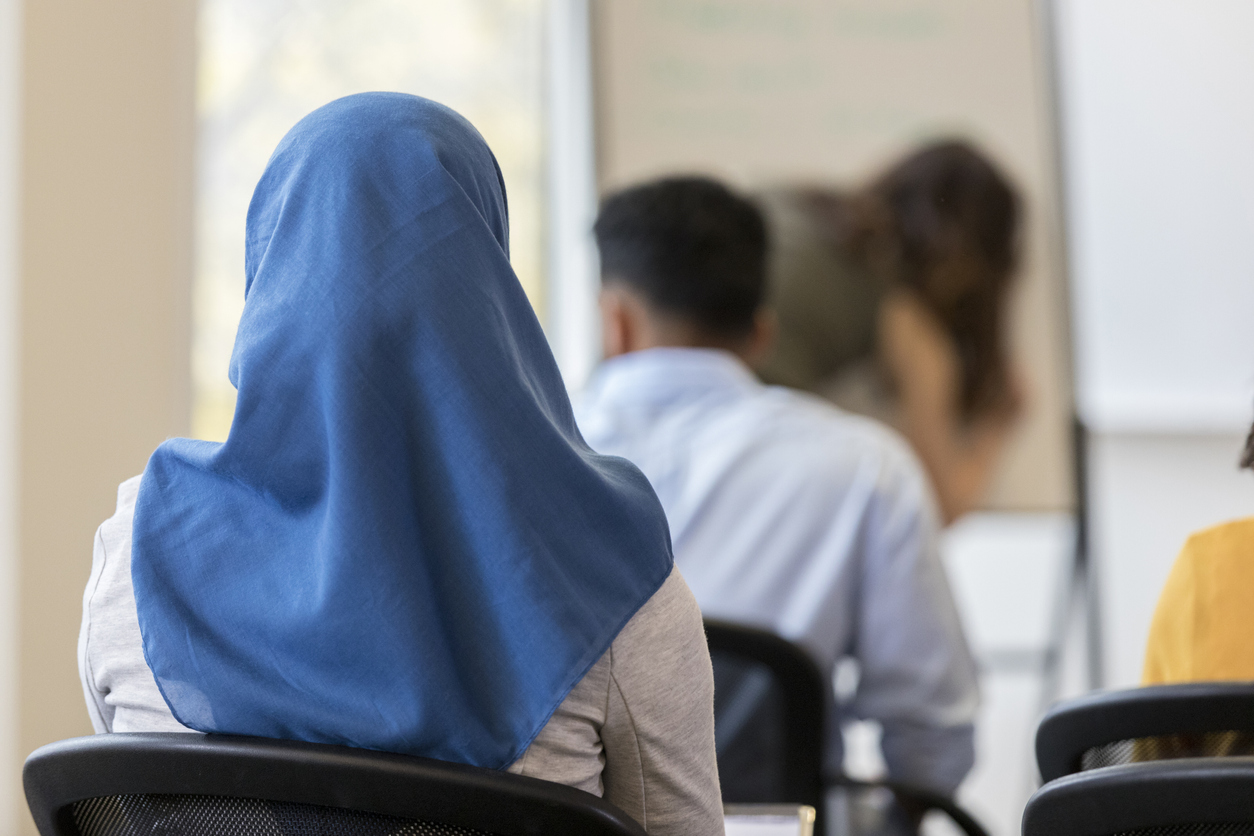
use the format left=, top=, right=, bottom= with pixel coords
left=574, top=347, right=979, bottom=795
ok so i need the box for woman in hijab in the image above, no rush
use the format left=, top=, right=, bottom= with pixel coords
left=757, top=141, right=1024, bottom=524
left=78, top=93, right=723, bottom=836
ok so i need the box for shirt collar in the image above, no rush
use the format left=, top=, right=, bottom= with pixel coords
left=583, top=347, right=762, bottom=407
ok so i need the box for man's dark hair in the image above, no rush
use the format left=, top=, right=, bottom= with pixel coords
left=594, top=176, right=768, bottom=337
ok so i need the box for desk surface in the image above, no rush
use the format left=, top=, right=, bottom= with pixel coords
left=724, top=804, right=816, bottom=836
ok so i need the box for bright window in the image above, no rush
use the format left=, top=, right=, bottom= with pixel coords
left=194, top=0, right=546, bottom=440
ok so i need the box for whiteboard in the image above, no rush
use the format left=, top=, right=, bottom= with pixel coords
left=593, top=0, right=1075, bottom=511
left=1053, top=0, right=1254, bottom=433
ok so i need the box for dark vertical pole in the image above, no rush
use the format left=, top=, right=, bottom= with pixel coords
left=1035, top=0, right=1103, bottom=710
left=1072, top=415, right=1103, bottom=689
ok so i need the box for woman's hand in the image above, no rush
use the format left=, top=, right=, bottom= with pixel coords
left=878, top=291, right=1025, bottom=525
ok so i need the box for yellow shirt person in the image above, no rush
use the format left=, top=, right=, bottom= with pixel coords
left=1143, top=518, right=1254, bottom=684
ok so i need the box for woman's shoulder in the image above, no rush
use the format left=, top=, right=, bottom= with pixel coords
left=611, top=568, right=707, bottom=673
left=1169, top=516, right=1254, bottom=610
left=1146, top=516, right=1254, bottom=685
left=97, top=475, right=143, bottom=554
left=617, top=568, right=702, bottom=638
left=1180, top=517, right=1254, bottom=567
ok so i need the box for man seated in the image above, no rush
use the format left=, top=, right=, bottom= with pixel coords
left=574, top=176, right=979, bottom=797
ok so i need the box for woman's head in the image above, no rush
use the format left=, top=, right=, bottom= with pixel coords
left=132, top=94, right=673, bottom=768
left=856, top=140, right=1022, bottom=417
left=232, top=93, right=510, bottom=390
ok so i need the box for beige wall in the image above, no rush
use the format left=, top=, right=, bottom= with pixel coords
left=592, top=0, right=1074, bottom=511
left=14, top=1, right=195, bottom=830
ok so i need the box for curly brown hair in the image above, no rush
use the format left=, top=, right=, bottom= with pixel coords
left=804, top=141, right=1022, bottom=419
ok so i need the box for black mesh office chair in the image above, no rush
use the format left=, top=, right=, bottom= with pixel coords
left=1023, top=757, right=1254, bottom=836
left=1035, top=682, right=1254, bottom=783
left=23, top=732, right=648, bottom=836
left=705, top=619, right=989, bottom=836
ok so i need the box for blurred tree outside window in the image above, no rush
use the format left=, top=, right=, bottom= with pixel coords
left=195, top=0, right=546, bottom=440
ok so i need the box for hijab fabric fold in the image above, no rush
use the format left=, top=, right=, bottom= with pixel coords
left=131, top=93, right=673, bottom=769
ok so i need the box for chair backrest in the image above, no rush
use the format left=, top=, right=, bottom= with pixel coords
left=704, top=619, right=990, bottom=836
left=23, top=732, right=648, bottom=836
left=1035, top=682, right=1254, bottom=783
left=1022, top=757, right=1254, bottom=836
left=705, top=618, right=826, bottom=814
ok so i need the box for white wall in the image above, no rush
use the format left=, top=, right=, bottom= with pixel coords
left=941, top=513, right=1076, bottom=836
left=1050, top=0, right=1254, bottom=687
left=0, top=0, right=19, bottom=828
left=545, top=0, right=601, bottom=388
left=14, top=4, right=195, bottom=832
left=1055, top=0, right=1254, bottom=434
left=1090, top=433, right=1254, bottom=687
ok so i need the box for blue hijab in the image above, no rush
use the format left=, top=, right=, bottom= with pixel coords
left=131, top=93, right=673, bottom=769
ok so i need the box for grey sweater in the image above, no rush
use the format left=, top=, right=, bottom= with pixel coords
left=80, top=476, right=724, bottom=836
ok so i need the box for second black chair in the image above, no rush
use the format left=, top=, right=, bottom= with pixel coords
left=705, top=619, right=988, bottom=836
left=1035, top=681, right=1254, bottom=783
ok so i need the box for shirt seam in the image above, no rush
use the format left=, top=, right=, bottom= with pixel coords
left=608, top=647, right=648, bottom=829
left=82, top=528, right=113, bottom=729
left=603, top=643, right=613, bottom=730
left=510, top=738, right=532, bottom=775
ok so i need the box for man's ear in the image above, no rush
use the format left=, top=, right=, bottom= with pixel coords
left=599, top=285, right=632, bottom=359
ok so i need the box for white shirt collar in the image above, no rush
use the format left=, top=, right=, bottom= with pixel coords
left=583, top=348, right=761, bottom=408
